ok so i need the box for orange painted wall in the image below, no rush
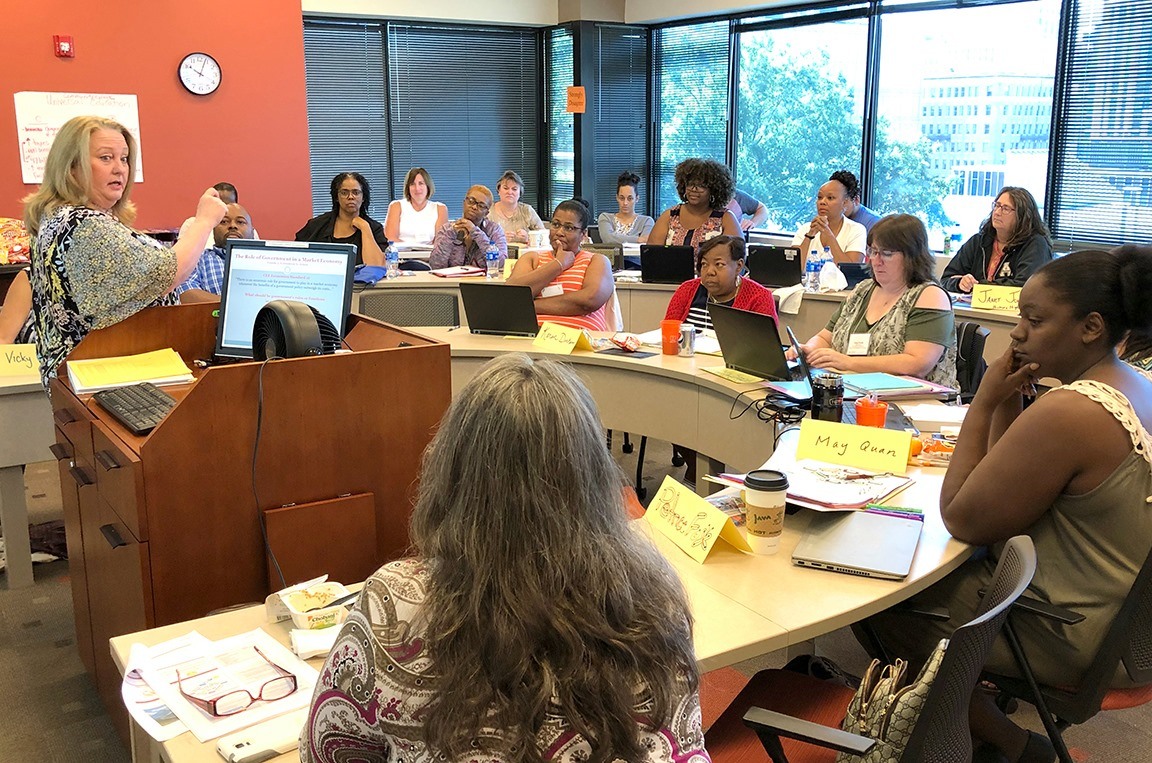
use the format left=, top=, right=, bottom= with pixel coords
left=0, top=1, right=313, bottom=240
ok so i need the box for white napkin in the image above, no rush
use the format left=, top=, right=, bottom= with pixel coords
left=774, top=284, right=805, bottom=314
left=818, top=262, right=848, bottom=292
left=290, top=626, right=340, bottom=659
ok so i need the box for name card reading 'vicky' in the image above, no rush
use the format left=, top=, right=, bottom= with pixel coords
left=971, top=284, right=1021, bottom=313
left=644, top=476, right=753, bottom=563
left=532, top=321, right=594, bottom=355
left=796, top=418, right=912, bottom=475
left=0, top=344, right=39, bottom=378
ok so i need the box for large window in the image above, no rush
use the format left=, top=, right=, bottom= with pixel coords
left=1049, top=0, right=1152, bottom=246
left=387, top=23, right=541, bottom=219
left=302, top=21, right=391, bottom=217
left=873, top=1, right=1060, bottom=243
left=303, top=19, right=540, bottom=221
left=591, top=25, right=650, bottom=218
left=735, top=16, right=869, bottom=235
left=546, top=27, right=575, bottom=214
left=653, top=21, right=730, bottom=214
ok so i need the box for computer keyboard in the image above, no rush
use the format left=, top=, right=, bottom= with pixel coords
left=93, top=382, right=178, bottom=436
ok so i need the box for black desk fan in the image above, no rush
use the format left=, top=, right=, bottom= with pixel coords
left=251, top=299, right=342, bottom=360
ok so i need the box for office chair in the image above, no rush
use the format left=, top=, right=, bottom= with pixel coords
left=357, top=291, right=459, bottom=327
left=585, top=242, right=625, bottom=271
left=706, top=536, right=1038, bottom=763
left=955, top=321, right=990, bottom=404
left=986, top=543, right=1152, bottom=763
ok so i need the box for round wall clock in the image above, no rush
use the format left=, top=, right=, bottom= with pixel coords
left=178, top=52, right=222, bottom=96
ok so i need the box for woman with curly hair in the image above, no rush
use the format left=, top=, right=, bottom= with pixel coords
left=648, top=157, right=741, bottom=253
left=300, top=353, right=708, bottom=763
left=790, top=172, right=867, bottom=264
left=294, top=171, right=388, bottom=266
left=941, top=186, right=1052, bottom=293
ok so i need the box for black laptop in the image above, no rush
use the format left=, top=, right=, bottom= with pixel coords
left=746, top=245, right=804, bottom=288
left=640, top=245, right=696, bottom=284
left=839, top=263, right=871, bottom=289
left=707, top=304, right=802, bottom=382
left=458, top=282, right=539, bottom=337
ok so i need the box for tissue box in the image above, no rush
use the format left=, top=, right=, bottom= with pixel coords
left=267, top=577, right=351, bottom=630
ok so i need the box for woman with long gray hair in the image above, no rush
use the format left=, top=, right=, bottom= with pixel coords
left=300, top=353, right=708, bottom=763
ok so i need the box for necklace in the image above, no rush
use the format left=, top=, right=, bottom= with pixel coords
left=708, top=277, right=740, bottom=304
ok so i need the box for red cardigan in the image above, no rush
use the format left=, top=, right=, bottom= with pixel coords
left=664, top=277, right=778, bottom=322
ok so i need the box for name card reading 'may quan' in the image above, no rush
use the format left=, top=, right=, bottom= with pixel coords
left=0, top=344, right=38, bottom=378
left=644, top=475, right=752, bottom=563
left=533, top=321, right=594, bottom=355
left=971, top=284, right=1021, bottom=313
left=796, top=418, right=912, bottom=475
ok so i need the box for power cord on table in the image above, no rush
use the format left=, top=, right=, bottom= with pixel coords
left=728, top=390, right=810, bottom=428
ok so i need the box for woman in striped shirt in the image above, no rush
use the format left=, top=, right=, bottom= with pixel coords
left=507, top=198, right=614, bottom=332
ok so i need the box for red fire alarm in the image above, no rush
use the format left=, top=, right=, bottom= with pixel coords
left=53, top=35, right=75, bottom=58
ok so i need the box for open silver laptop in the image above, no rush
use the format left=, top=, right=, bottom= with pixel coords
left=792, top=511, right=923, bottom=580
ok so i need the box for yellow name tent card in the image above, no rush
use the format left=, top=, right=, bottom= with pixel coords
left=971, top=284, right=1021, bottom=313
left=532, top=321, right=594, bottom=355
left=0, top=344, right=38, bottom=378
left=644, top=476, right=752, bottom=563
left=796, top=418, right=912, bottom=475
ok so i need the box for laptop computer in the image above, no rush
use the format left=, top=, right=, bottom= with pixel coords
left=458, top=282, right=539, bottom=337
left=588, top=225, right=603, bottom=244
left=707, top=304, right=805, bottom=383
left=640, top=245, right=695, bottom=284
left=746, top=245, right=804, bottom=288
left=792, top=510, right=924, bottom=580
left=840, top=263, right=871, bottom=289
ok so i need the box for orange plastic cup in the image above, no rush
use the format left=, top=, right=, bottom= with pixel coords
left=661, top=320, right=682, bottom=356
left=854, top=397, right=889, bottom=428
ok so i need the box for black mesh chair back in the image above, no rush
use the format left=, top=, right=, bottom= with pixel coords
left=900, top=536, right=1037, bottom=762
left=585, top=243, right=625, bottom=271
left=357, top=291, right=459, bottom=327
left=955, top=321, right=990, bottom=404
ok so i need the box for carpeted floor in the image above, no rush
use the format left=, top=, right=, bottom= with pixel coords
left=2, top=450, right=1151, bottom=762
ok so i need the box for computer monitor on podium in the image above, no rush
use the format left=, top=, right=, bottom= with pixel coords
left=215, top=239, right=357, bottom=359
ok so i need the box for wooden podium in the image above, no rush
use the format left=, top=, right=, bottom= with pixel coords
left=48, top=303, right=451, bottom=742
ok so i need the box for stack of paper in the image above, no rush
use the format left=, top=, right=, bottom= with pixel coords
left=430, top=265, right=485, bottom=278
left=895, top=402, right=969, bottom=432
left=842, top=372, right=954, bottom=399
left=66, top=348, right=194, bottom=394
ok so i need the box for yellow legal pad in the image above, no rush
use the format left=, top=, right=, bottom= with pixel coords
left=66, top=348, right=194, bottom=393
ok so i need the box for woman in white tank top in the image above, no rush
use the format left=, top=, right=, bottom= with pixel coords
left=384, top=167, right=448, bottom=244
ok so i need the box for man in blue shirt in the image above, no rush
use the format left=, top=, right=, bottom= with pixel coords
left=177, top=203, right=253, bottom=299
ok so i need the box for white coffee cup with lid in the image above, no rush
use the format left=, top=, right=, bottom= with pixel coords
left=743, top=469, right=789, bottom=555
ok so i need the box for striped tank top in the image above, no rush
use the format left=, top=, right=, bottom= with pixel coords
left=534, top=251, right=608, bottom=332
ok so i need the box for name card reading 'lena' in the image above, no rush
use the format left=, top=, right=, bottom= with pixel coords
left=796, top=418, right=912, bottom=475
left=971, top=284, right=1021, bottom=313
left=532, top=321, right=594, bottom=355
left=0, top=344, right=39, bottom=378
left=644, top=476, right=752, bottom=563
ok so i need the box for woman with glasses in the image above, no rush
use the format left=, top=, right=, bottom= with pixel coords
left=790, top=173, right=867, bottom=264
left=597, top=171, right=655, bottom=245
left=648, top=158, right=742, bottom=252
left=428, top=185, right=508, bottom=269
left=294, top=172, right=388, bottom=266
left=942, top=186, right=1052, bottom=293
left=506, top=198, right=613, bottom=331
left=488, top=169, right=545, bottom=244
left=300, top=353, right=708, bottom=763
left=383, top=167, right=449, bottom=245
left=795, top=214, right=957, bottom=388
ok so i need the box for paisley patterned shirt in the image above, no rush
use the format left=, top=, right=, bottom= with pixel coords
left=29, top=205, right=178, bottom=387
left=300, top=558, right=711, bottom=763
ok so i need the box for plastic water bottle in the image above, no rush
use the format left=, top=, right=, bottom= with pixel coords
left=950, top=229, right=963, bottom=255
left=485, top=242, right=501, bottom=280
left=942, top=231, right=953, bottom=257
left=385, top=244, right=400, bottom=280
left=804, top=248, right=821, bottom=292
left=821, top=245, right=833, bottom=271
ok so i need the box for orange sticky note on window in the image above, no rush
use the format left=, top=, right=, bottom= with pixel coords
left=566, top=86, right=586, bottom=113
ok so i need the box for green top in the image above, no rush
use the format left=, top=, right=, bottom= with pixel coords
left=827, top=295, right=954, bottom=346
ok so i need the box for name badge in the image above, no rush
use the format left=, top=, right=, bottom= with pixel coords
left=540, top=284, right=564, bottom=298
left=847, top=333, right=871, bottom=356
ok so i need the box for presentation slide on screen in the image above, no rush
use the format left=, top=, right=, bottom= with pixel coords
left=222, top=248, right=349, bottom=350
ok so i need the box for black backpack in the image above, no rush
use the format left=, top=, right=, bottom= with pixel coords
left=955, top=321, right=990, bottom=403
